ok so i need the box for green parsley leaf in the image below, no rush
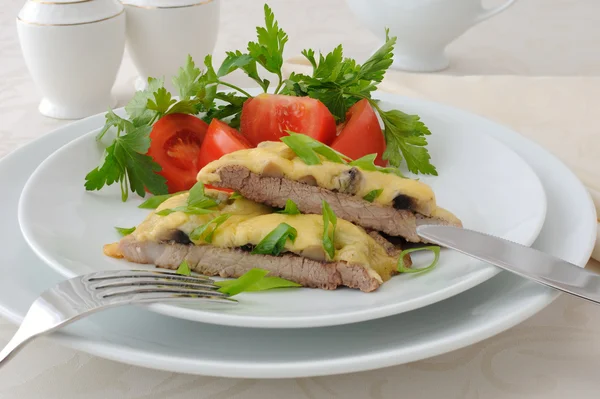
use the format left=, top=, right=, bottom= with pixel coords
left=358, top=29, right=395, bottom=83
left=247, top=4, right=288, bottom=92
left=321, top=200, right=337, bottom=260
left=276, top=199, right=300, bottom=215
left=115, top=226, right=136, bottom=236
left=397, top=246, right=441, bottom=274
left=218, top=52, right=255, bottom=77
left=176, top=260, right=192, bottom=276
left=280, top=132, right=349, bottom=165
left=251, top=223, right=298, bottom=256
left=215, top=270, right=301, bottom=294
left=146, top=87, right=176, bottom=114
left=85, top=125, right=168, bottom=201
left=166, top=99, right=201, bottom=115
left=202, top=92, right=249, bottom=127
left=189, top=214, right=231, bottom=242
left=374, top=104, right=437, bottom=175
left=172, top=55, right=202, bottom=100
left=84, top=142, right=122, bottom=192
left=349, top=153, right=406, bottom=178
left=96, top=109, right=133, bottom=141
left=125, top=77, right=164, bottom=126
left=363, top=189, right=383, bottom=203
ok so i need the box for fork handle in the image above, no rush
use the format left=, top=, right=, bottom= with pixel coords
left=0, top=324, right=40, bottom=367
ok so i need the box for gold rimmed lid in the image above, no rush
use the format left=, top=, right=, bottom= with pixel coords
left=29, top=0, right=95, bottom=4
left=18, top=0, right=123, bottom=25
left=121, top=0, right=215, bottom=9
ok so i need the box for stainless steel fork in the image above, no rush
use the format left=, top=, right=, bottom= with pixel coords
left=0, top=269, right=235, bottom=367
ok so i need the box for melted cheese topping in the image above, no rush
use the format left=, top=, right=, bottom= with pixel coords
left=130, top=191, right=399, bottom=282
left=197, top=141, right=436, bottom=215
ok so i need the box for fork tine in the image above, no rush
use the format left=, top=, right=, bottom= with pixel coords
left=99, top=286, right=236, bottom=304
left=99, top=285, right=228, bottom=299
left=110, top=291, right=237, bottom=304
left=92, top=278, right=219, bottom=291
left=85, top=270, right=213, bottom=284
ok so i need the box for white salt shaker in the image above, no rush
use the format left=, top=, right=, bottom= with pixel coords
left=121, top=0, right=220, bottom=91
left=16, top=0, right=125, bottom=119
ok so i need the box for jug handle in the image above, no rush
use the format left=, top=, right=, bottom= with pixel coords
left=475, top=0, right=519, bottom=23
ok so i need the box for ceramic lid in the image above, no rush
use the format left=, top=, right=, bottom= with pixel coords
left=121, top=0, right=215, bottom=8
left=18, top=0, right=123, bottom=25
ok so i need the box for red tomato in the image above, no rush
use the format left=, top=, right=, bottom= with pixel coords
left=330, top=99, right=386, bottom=166
left=148, top=114, right=209, bottom=193
left=241, top=94, right=337, bottom=146
left=198, top=119, right=252, bottom=170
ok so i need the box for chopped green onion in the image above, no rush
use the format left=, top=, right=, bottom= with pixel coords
left=216, top=269, right=301, bottom=295
left=157, top=182, right=220, bottom=216
left=349, top=154, right=405, bottom=178
left=251, top=223, right=298, bottom=256
left=188, top=182, right=220, bottom=208
left=321, top=200, right=337, bottom=260
left=189, top=214, right=231, bottom=242
left=397, top=246, right=441, bottom=273
left=115, top=226, right=136, bottom=236
left=156, top=206, right=216, bottom=216
left=363, top=189, right=383, bottom=203
left=216, top=268, right=269, bottom=296
left=276, top=199, right=301, bottom=215
left=176, top=260, right=192, bottom=276
left=280, top=132, right=349, bottom=165
left=138, top=193, right=181, bottom=209
left=229, top=191, right=243, bottom=200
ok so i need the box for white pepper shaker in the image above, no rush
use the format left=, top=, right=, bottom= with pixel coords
left=16, top=0, right=126, bottom=119
left=121, top=0, right=220, bottom=92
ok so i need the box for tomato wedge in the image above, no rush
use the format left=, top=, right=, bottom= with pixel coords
left=241, top=94, right=337, bottom=146
left=330, top=99, right=386, bottom=166
left=148, top=114, right=209, bottom=193
left=198, top=119, right=252, bottom=170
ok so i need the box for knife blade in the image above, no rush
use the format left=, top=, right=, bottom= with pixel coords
left=416, top=225, right=600, bottom=305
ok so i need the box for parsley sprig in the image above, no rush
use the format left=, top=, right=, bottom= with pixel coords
left=281, top=31, right=436, bottom=175
left=85, top=124, right=168, bottom=202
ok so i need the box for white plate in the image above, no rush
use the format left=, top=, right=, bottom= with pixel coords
left=18, top=92, right=547, bottom=328
left=0, top=95, right=594, bottom=378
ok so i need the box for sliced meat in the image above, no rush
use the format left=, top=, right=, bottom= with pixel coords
left=209, top=165, right=461, bottom=242
left=119, top=236, right=382, bottom=292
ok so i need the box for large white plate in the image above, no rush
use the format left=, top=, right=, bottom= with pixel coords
left=0, top=95, right=595, bottom=378
left=18, top=93, right=547, bottom=328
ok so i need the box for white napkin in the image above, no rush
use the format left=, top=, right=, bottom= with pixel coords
left=284, top=58, right=600, bottom=261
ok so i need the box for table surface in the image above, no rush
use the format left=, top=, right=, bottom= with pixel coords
left=1, top=0, right=600, bottom=398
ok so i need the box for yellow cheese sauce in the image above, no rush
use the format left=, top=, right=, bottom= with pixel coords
left=130, top=191, right=398, bottom=282
left=197, top=141, right=436, bottom=216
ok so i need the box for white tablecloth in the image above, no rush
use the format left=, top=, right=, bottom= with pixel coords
left=1, top=0, right=600, bottom=398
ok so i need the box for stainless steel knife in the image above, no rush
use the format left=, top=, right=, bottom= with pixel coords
left=416, top=225, right=600, bottom=304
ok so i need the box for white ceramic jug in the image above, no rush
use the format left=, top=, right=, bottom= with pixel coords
left=121, top=0, right=220, bottom=91
left=345, top=0, right=519, bottom=72
left=17, top=0, right=126, bottom=119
